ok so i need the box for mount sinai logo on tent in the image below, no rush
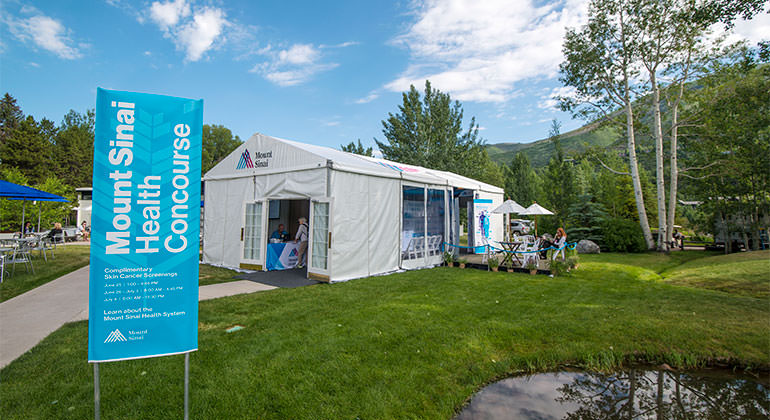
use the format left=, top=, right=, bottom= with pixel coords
left=236, top=149, right=254, bottom=170
left=104, top=329, right=127, bottom=343
left=236, top=149, right=274, bottom=170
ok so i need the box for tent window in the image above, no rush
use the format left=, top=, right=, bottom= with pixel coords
left=402, top=186, right=425, bottom=260
left=427, top=189, right=445, bottom=252
left=243, top=202, right=263, bottom=260
left=311, top=201, right=329, bottom=270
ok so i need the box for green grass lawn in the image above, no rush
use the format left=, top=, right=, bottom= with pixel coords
left=1, top=250, right=767, bottom=419
left=582, top=250, right=769, bottom=298
left=0, top=245, right=91, bottom=303
left=198, top=263, right=242, bottom=286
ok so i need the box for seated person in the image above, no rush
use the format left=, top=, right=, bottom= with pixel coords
left=78, top=221, right=90, bottom=240
left=270, top=224, right=290, bottom=241
left=47, top=222, right=64, bottom=242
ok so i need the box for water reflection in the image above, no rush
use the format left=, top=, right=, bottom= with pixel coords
left=456, top=370, right=769, bottom=419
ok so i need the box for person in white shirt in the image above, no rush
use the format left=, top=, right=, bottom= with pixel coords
left=294, top=217, right=309, bottom=268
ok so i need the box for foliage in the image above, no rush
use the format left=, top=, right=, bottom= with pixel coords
left=566, top=194, right=608, bottom=243
left=525, top=259, right=538, bottom=271
left=376, top=81, right=502, bottom=186
left=0, top=115, right=56, bottom=182
left=504, top=152, right=540, bottom=205
left=202, top=124, right=242, bottom=174
left=0, top=167, right=30, bottom=231
left=340, top=139, right=373, bottom=156
left=487, top=255, right=499, bottom=269
left=54, top=110, right=94, bottom=188
left=549, top=258, right=569, bottom=276
left=602, top=217, right=647, bottom=252
left=35, top=177, right=78, bottom=229
left=541, top=120, right=577, bottom=226
left=567, top=255, right=580, bottom=270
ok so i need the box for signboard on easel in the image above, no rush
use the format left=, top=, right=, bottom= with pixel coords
left=89, top=88, right=202, bottom=362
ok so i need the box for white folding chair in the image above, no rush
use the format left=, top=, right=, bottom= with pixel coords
left=410, top=236, right=425, bottom=259
left=10, top=241, right=34, bottom=275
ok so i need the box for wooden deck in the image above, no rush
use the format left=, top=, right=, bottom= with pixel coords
left=461, top=252, right=552, bottom=274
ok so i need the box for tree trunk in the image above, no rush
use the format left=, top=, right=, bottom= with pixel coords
left=625, top=98, right=654, bottom=249
left=651, top=72, right=668, bottom=252
left=667, top=87, right=682, bottom=249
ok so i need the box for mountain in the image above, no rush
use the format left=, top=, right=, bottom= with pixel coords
left=486, top=121, right=623, bottom=168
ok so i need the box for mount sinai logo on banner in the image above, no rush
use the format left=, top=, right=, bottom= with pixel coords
left=236, top=149, right=274, bottom=170
left=104, top=329, right=127, bottom=343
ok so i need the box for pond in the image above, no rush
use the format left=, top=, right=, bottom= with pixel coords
left=455, top=369, right=769, bottom=419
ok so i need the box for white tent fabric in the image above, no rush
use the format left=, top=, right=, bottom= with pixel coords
left=202, top=133, right=504, bottom=282
left=492, top=199, right=526, bottom=214
left=520, top=203, right=554, bottom=215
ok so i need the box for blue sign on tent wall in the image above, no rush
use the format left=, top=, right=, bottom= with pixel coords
left=88, top=88, right=202, bottom=362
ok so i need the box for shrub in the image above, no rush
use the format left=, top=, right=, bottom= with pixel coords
left=549, top=259, right=569, bottom=276
left=601, top=217, right=647, bottom=252
left=487, top=256, right=499, bottom=269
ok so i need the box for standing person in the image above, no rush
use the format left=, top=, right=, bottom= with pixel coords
left=294, top=217, right=308, bottom=268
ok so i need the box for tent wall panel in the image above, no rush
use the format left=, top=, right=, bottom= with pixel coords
left=366, top=176, right=400, bottom=277
left=202, top=177, right=253, bottom=267
left=257, top=168, right=326, bottom=199
left=329, top=171, right=373, bottom=281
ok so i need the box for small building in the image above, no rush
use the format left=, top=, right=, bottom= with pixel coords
left=202, top=133, right=503, bottom=282
left=74, top=187, right=92, bottom=227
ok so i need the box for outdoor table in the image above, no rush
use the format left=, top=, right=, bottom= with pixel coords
left=266, top=241, right=301, bottom=271
left=498, top=241, right=523, bottom=267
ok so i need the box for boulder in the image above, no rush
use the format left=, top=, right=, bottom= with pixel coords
left=576, top=239, right=600, bottom=254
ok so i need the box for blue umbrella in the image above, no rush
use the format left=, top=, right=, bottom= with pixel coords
left=0, top=180, right=69, bottom=232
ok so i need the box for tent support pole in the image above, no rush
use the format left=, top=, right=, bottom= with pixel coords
left=21, top=200, right=26, bottom=234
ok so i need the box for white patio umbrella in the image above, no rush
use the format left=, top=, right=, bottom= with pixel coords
left=519, top=202, right=554, bottom=236
left=492, top=200, right=526, bottom=241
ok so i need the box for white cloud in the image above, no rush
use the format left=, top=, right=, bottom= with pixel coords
left=538, top=86, right=576, bottom=110
left=176, top=8, right=226, bottom=61
left=146, top=1, right=227, bottom=62
left=355, top=92, right=379, bottom=104
left=252, top=43, right=338, bottom=86
left=278, top=44, right=319, bottom=65
left=719, top=6, right=770, bottom=45
left=7, top=14, right=83, bottom=59
left=149, top=0, right=190, bottom=29
left=385, top=0, right=589, bottom=103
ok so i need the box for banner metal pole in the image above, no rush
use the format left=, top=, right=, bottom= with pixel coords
left=94, top=362, right=100, bottom=420
left=184, top=353, right=190, bottom=420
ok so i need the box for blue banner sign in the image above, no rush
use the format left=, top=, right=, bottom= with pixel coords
left=89, top=88, right=202, bottom=362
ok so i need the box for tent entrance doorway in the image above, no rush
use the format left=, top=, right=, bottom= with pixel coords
left=240, top=199, right=310, bottom=271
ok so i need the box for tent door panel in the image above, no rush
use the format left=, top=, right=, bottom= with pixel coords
left=308, top=198, right=331, bottom=281
left=240, top=200, right=266, bottom=270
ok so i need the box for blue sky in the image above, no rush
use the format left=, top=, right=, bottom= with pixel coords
left=2, top=0, right=768, bottom=151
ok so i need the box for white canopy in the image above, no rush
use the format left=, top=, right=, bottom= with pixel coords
left=492, top=199, right=526, bottom=214
left=520, top=203, right=554, bottom=215
left=204, top=133, right=503, bottom=194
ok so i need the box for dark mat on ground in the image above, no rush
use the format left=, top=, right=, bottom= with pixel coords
left=235, top=267, right=320, bottom=288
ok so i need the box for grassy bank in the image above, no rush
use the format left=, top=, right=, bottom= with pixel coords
left=1, top=251, right=767, bottom=419
left=582, top=250, right=769, bottom=298
left=0, top=245, right=91, bottom=302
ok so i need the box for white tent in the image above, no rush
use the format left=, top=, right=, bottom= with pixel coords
left=202, top=133, right=504, bottom=282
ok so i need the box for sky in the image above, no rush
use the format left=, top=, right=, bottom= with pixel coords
left=2, top=0, right=768, bottom=151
